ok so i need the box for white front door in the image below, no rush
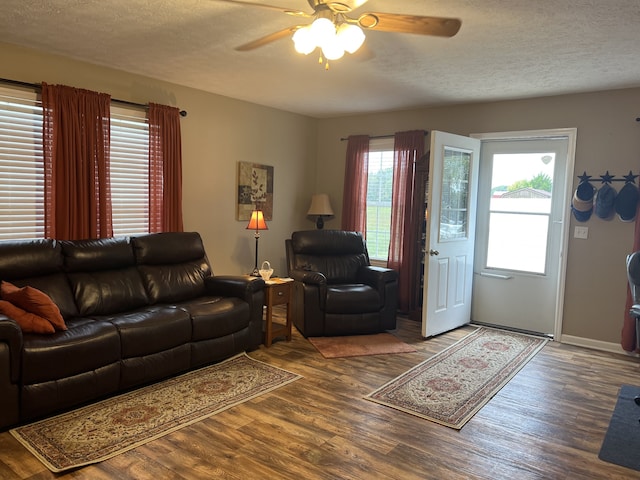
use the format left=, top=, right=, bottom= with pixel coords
left=422, top=131, right=481, bottom=337
left=471, top=129, right=575, bottom=337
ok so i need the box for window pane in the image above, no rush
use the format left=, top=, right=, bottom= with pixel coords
left=485, top=152, right=555, bottom=274
left=366, top=139, right=393, bottom=261
left=110, top=108, right=149, bottom=236
left=439, top=147, right=470, bottom=241
left=0, top=89, right=44, bottom=240
left=486, top=212, right=549, bottom=273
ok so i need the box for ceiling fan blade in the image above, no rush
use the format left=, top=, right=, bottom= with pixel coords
left=212, top=0, right=310, bottom=17
left=358, top=13, right=461, bottom=37
left=235, top=26, right=300, bottom=51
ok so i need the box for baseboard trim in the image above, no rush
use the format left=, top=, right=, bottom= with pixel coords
left=560, top=334, right=639, bottom=357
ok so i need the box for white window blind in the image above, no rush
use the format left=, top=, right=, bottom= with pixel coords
left=110, top=106, right=149, bottom=236
left=0, top=88, right=44, bottom=240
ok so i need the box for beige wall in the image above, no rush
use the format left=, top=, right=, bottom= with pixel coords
left=316, top=89, right=640, bottom=350
left=0, top=42, right=317, bottom=277
left=3, top=41, right=640, bottom=349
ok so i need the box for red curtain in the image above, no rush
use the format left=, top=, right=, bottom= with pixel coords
left=148, top=103, right=184, bottom=232
left=341, top=135, right=369, bottom=233
left=42, top=83, right=112, bottom=240
left=622, top=201, right=640, bottom=351
left=388, top=130, right=425, bottom=313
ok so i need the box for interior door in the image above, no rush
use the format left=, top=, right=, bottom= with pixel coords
left=471, top=134, right=571, bottom=336
left=422, top=131, right=481, bottom=337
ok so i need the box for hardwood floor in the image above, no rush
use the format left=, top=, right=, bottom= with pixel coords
left=1, top=310, right=639, bottom=479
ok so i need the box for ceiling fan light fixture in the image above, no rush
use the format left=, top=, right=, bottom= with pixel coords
left=309, top=17, right=335, bottom=45
left=292, top=26, right=316, bottom=54
left=321, top=35, right=345, bottom=60
left=336, top=23, right=365, bottom=54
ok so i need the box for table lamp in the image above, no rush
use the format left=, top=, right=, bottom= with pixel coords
left=246, top=208, right=268, bottom=276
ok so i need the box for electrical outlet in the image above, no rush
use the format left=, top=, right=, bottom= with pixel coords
left=574, top=226, right=589, bottom=239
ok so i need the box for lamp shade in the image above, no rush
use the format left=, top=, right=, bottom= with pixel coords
left=307, top=194, right=334, bottom=216
left=246, top=210, right=268, bottom=231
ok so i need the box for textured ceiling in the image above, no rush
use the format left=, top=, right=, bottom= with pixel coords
left=1, top=0, right=639, bottom=118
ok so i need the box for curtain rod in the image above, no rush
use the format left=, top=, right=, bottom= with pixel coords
left=0, top=77, right=187, bottom=117
left=340, top=131, right=428, bottom=141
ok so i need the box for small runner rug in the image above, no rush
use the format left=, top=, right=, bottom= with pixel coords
left=365, top=327, right=547, bottom=429
left=10, top=353, right=301, bottom=472
left=598, top=384, right=640, bottom=471
left=308, top=333, right=416, bottom=358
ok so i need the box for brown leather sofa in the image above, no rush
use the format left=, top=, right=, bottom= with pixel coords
left=285, top=230, right=398, bottom=337
left=0, top=232, right=264, bottom=430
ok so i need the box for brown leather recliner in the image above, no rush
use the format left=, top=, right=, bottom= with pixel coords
left=285, top=230, right=398, bottom=337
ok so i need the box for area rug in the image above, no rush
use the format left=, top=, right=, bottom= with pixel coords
left=10, top=353, right=301, bottom=472
left=365, top=327, right=547, bottom=429
left=308, top=332, right=416, bottom=358
left=598, top=384, right=640, bottom=471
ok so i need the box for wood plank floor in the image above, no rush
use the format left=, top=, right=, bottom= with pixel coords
left=1, top=310, right=639, bottom=479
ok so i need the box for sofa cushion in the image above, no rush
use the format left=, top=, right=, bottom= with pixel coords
left=67, top=268, right=149, bottom=316
left=1, top=281, right=67, bottom=331
left=62, top=237, right=136, bottom=272
left=21, top=318, right=121, bottom=384
left=0, top=238, right=61, bottom=278
left=132, top=232, right=211, bottom=304
left=132, top=232, right=207, bottom=265
left=137, top=263, right=209, bottom=304
left=178, top=296, right=250, bottom=341
left=0, top=300, right=55, bottom=334
left=7, top=273, right=79, bottom=319
left=107, top=307, right=192, bottom=358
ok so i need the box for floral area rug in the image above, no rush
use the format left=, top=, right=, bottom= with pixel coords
left=308, top=333, right=416, bottom=358
left=10, top=353, right=301, bottom=472
left=365, top=327, right=548, bottom=429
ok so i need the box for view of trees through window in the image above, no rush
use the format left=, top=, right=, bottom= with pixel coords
left=366, top=139, right=394, bottom=261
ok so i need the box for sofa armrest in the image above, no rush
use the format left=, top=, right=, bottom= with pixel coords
left=206, top=275, right=265, bottom=301
left=205, top=275, right=265, bottom=349
left=0, top=316, right=23, bottom=383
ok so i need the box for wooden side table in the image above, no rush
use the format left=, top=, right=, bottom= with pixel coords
left=263, top=278, right=293, bottom=347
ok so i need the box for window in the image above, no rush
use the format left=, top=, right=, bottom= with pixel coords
left=110, top=107, right=149, bottom=236
left=366, top=138, right=394, bottom=261
left=0, top=87, right=151, bottom=239
left=0, top=88, right=44, bottom=240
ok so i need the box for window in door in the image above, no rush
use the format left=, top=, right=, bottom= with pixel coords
left=485, top=152, right=555, bottom=274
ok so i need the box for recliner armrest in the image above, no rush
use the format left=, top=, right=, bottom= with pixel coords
left=0, top=316, right=23, bottom=383
left=358, top=265, right=398, bottom=287
left=288, top=269, right=327, bottom=285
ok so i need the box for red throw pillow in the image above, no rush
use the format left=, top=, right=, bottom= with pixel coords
left=1, top=281, right=67, bottom=331
left=0, top=300, right=56, bottom=334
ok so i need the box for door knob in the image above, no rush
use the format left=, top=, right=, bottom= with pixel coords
left=429, top=249, right=439, bottom=256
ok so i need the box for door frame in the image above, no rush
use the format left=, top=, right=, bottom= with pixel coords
left=471, top=128, right=577, bottom=341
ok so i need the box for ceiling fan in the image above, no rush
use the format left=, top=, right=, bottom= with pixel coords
left=213, top=0, right=461, bottom=68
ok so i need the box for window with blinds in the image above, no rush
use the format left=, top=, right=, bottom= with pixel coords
left=110, top=106, right=149, bottom=236
left=0, top=87, right=151, bottom=240
left=0, top=88, right=44, bottom=240
left=366, top=137, right=394, bottom=261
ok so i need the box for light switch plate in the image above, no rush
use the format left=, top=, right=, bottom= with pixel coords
left=574, top=226, right=589, bottom=239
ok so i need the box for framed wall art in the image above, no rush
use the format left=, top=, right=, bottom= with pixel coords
left=237, top=162, right=274, bottom=221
